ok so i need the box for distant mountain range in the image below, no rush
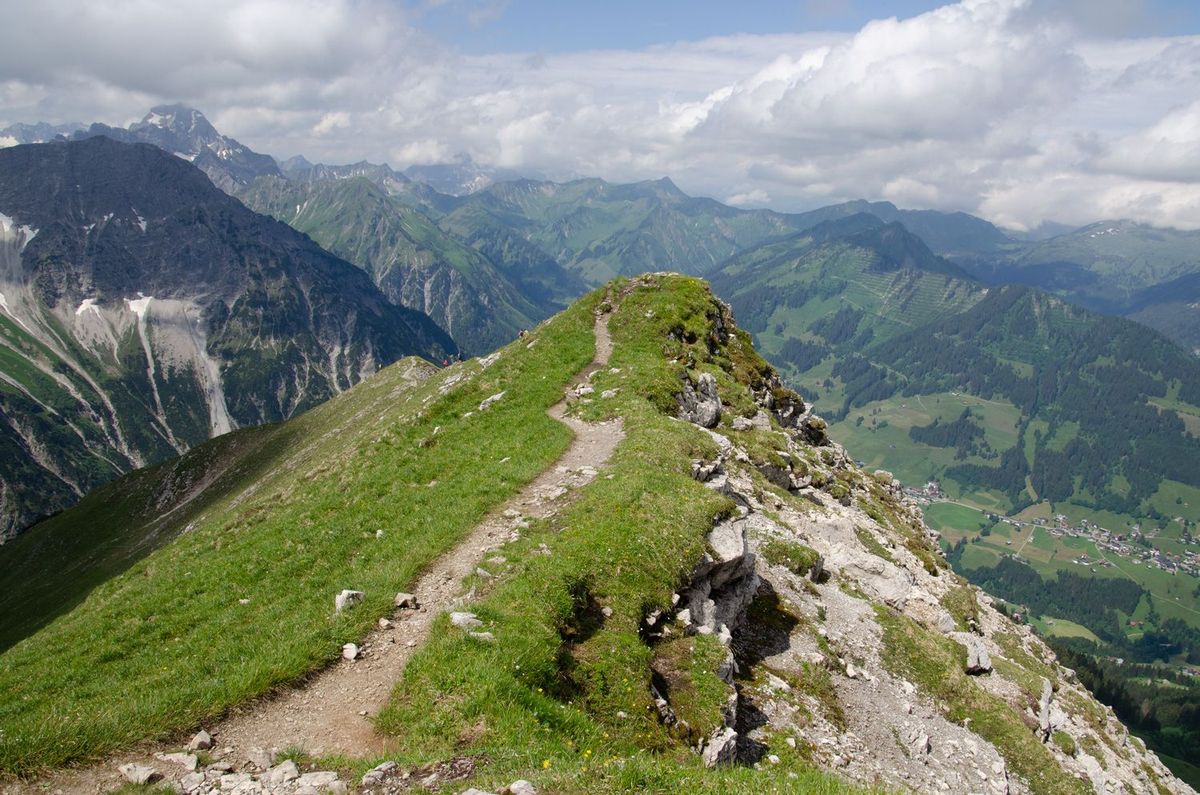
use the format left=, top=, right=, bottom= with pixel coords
left=14, top=105, right=1196, bottom=350
left=4, top=103, right=1200, bottom=540
left=0, top=137, right=453, bottom=538
left=956, top=220, right=1200, bottom=353
left=711, top=214, right=1200, bottom=529
left=0, top=121, right=84, bottom=147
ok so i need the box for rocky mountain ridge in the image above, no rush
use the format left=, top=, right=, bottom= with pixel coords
left=0, top=275, right=1188, bottom=794
left=71, top=105, right=282, bottom=192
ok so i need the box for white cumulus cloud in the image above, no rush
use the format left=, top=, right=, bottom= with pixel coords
left=2, top=0, right=1199, bottom=228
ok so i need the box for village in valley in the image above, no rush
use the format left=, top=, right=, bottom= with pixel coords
left=904, top=479, right=1200, bottom=580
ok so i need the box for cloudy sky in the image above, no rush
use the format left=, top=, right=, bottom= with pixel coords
left=3, top=0, right=1200, bottom=229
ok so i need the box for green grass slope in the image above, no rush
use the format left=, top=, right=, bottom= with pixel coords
left=374, top=274, right=862, bottom=793
left=0, top=294, right=597, bottom=775
left=711, top=215, right=986, bottom=383
left=432, top=178, right=809, bottom=286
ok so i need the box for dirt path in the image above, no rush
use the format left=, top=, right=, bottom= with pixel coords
left=18, top=311, right=624, bottom=794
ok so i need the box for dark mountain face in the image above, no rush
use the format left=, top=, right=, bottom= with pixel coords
left=236, top=174, right=550, bottom=355
left=0, top=137, right=453, bottom=539
left=71, top=105, right=281, bottom=191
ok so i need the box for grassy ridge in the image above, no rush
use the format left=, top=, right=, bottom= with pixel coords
left=373, top=275, right=860, bottom=793
left=0, top=294, right=597, bottom=776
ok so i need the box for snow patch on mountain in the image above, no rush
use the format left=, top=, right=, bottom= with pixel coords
left=0, top=213, right=38, bottom=251
left=126, top=293, right=152, bottom=319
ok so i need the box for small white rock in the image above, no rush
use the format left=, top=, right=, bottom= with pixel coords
left=157, top=751, right=199, bottom=771
left=267, top=760, right=301, bottom=785
left=187, top=729, right=214, bottom=751
left=361, top=760, right=398, bottom=787
left=181, top=771, right=206, bottom=792
left=247, top=746, right=276, bottom=770
left=118, top=763, right=158, bottom=785
left=450, top=611, right=483, bottom=630
left=334, top=589, right=365, bottom=613
left=220, top=772, right=254, bottom=790
left=342, top=643, right=360, bottom=660
left=394, top=592, right=418, bottom=609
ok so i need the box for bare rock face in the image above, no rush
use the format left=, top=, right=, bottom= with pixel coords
left=679, top=372, right=721, bottom=428
left=701, top=726, right=739, bottom=768
left=961, top=634, right=993, bottom=675
left=675, top=517, right=760, bottom=637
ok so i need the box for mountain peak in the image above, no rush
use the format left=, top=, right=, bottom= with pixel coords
left=70, top=105, right=281, bottom=190
left=139, top=104, right=219, bottom=140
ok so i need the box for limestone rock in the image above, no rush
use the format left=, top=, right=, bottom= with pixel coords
left=181, top=771, right=206, bottom=793
left=247, top=746, right=276, bottom=770
left=702, top=726, right=739, bottom=768
left=334, top=589, right=365, bottom=613
left=502, top=781, right=537, bottom=795
left=963, top=636, right=992, bottom=675
left=361, top=761, right=397, bottom=787
left=395, top=592, right=418, bottom=609
left=479, top=391, right=506, bottom=411
left=910, top=732, right=932, bottom=755
left=157, top=751, right=199, bottom=771
left=297, top=771, right=340, bottom=789
left=342, top=643, right=360, bottom=660
left=1037, top=678, right=1054, bottom=740
left=450, top=611, right=483, bottom=629
left=118, top=763, right=159, bottom=785
left=187, top=729, right=214, bottom=750
left=220, top=772, right=254, bottom=790
left=268, top=760, right=301, bottom=785
left=679, top=372, right=721, bottom=428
